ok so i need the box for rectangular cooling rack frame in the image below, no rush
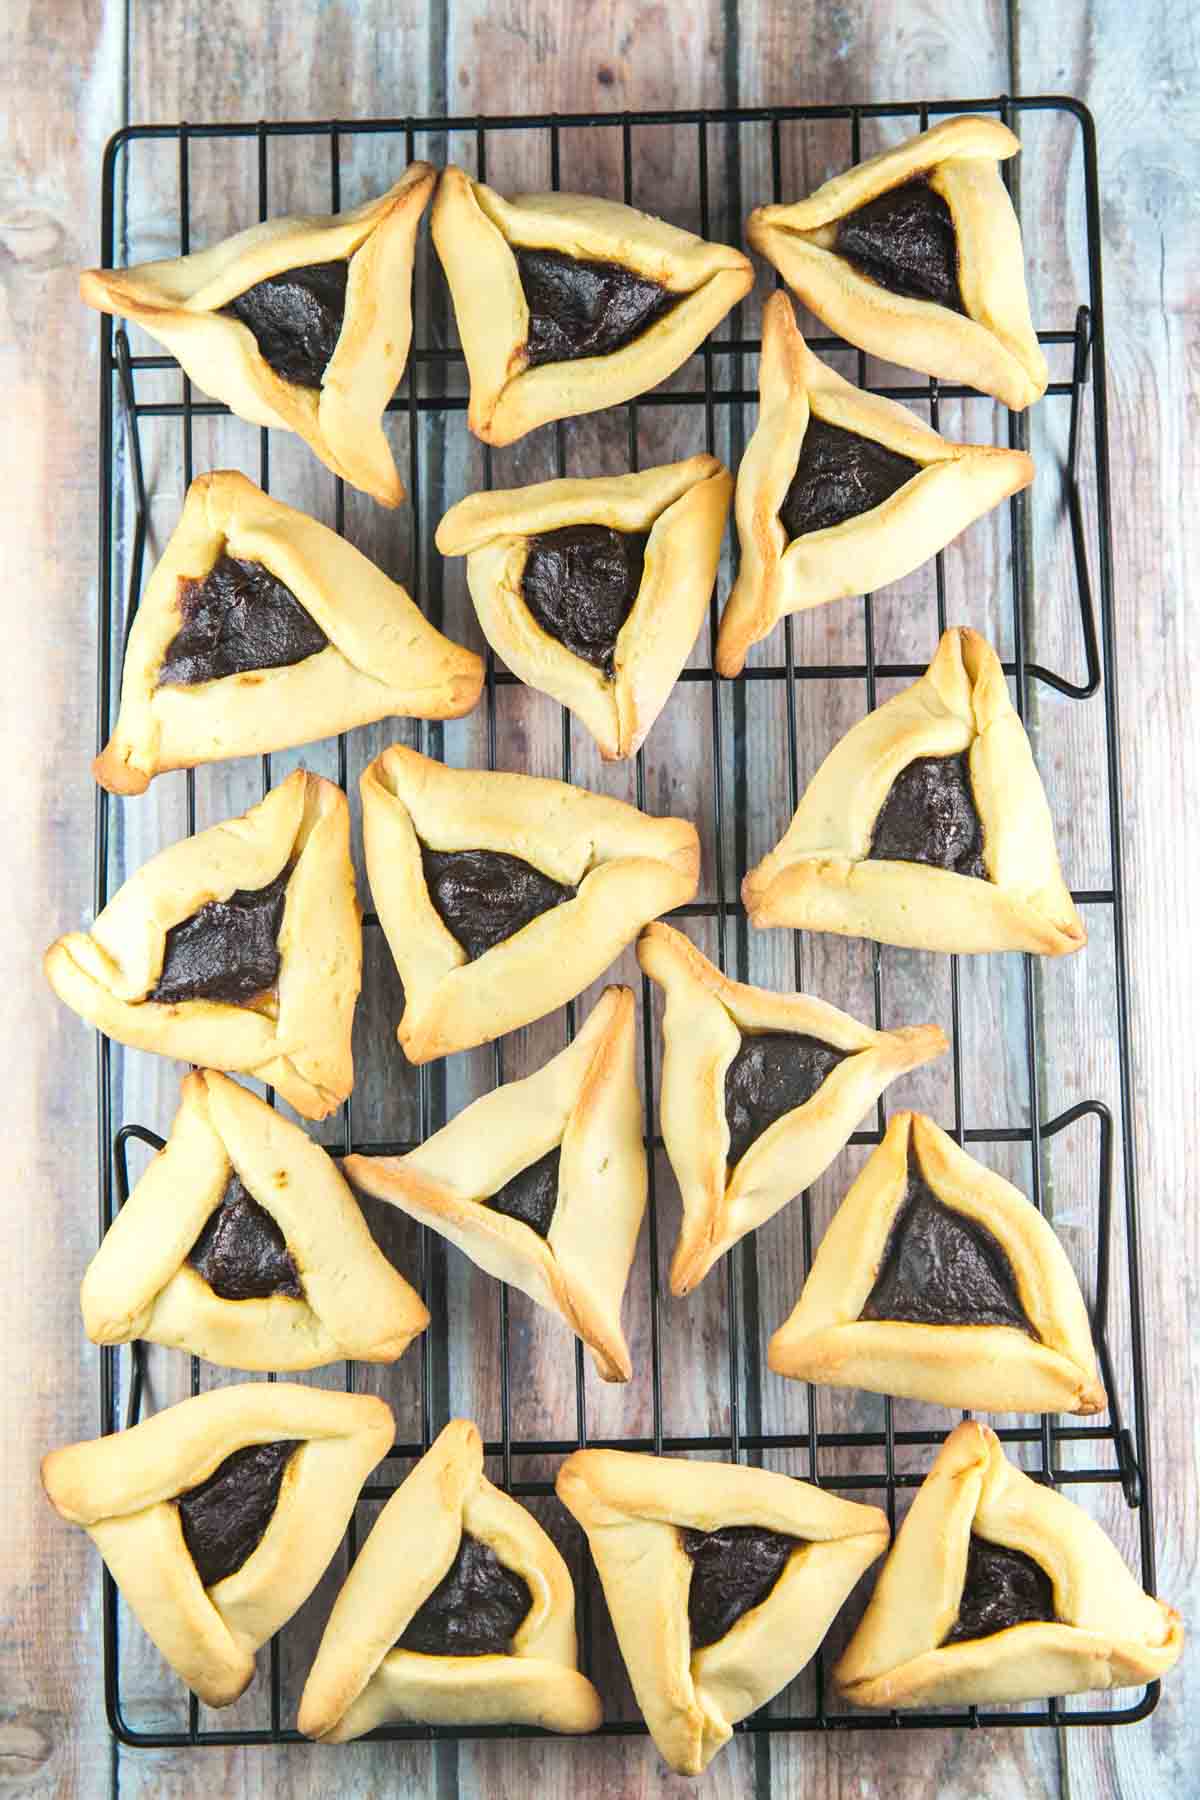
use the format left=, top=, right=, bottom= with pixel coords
left=93, top=97, right=1159, bottom=1749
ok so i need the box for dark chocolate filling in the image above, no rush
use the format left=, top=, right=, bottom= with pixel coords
left=485, top=1146, right=560, bottom=1240
left=724, top=1031, right=850, bottom=1168
left=521, top=524, right=648, bottom=680
left=224, top=258, right=349, bottom=387
left=177, top=1440, right=297, bottom=1589
left=187, top=1171, right=303, bottom=1301
left=943, top=1536, right=1056, bottom=1645
left=862, top=1155, right=1033, bottom=1333
left=158, top=552, right=329, bottom=687
left=835, top=176, right=965, bottom=313
left=868, top=752, right=988, bottom=880
left=396, top=1531, right=533, bottom=1657
left=516, top=246, right=678, bottom=367
left=150, top=867, right=290, bottom=1006
left=779, top=418, right=920, bottom=540
left=682, top=1525, right=803, bottom=1651
left=420, top=845, right=575, bottom=962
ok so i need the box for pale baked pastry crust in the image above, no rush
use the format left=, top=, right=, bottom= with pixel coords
left=79, top=163, right=436, bottom=505
left=638, top=923, right=947, bottom=1295
left=299, top=1419, right=602, bottom=1740
left=742, top=627, right=1086, bottom=955
left=431, top=167, right=753, bottom=445
left=44, top=768, right=361, bottom=1119
left=435, top=455, right=732, bottom=759
left=360, top=743, right=699, bottom=1062
left=835, top=1420, right=1183, bottom=1708
left=41, top=1385, right=393, bottom=1707
left=95, top=470, right=484, bottom=794
left=81, top=1068, right=428, bottom=1371
left=345, top=987, right=644, bottom=1381
left=768, top=1111, right=1105, bottom=1414
left=716, top=293, right=1033, bottom=675
left=748, top=117, right=1048, bottom=411
left=557, top=1447, right=888, bottom=1774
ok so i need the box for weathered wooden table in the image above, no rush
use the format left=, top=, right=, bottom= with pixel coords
left=4, top=2, right=1196, bottom=1795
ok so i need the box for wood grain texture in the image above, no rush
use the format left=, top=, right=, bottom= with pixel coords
left=1014, top=4, right=1200, bottom=1796
left=0, top=2, right=123, bottom=1796
left=6, top=0, right=1195, bottom=1796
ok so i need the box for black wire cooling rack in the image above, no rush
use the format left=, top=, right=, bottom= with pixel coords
left=92, top=98, right=1159, bottom=1751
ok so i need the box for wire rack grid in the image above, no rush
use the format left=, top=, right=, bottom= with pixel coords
left=91, top=97, right=1156, bottom=1750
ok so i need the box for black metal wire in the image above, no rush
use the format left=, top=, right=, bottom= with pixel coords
left=93, top=98, right=1154, bottom=1749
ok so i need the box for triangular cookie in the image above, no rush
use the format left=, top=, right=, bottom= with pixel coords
left=748, top=117, right=1047, bottom=411
left=768, top=1112, right=1104, bottom=1414
left=432, top=166, right=753, bottom=444
left=299, top=1419, right=602, bottom=1740
left=80, top=162, right=436, bottom=504
left=345, top=987, right=644, bottom=1380
left=436, top=454, right=732, bottom=759
left=835, top=1421, right=1183, bottom=1708
left=360, top=744, right=699, bottom=1062
left=742, top=627, right=1086, bottom=955
left=41, top=1385, right=393, bottom=1707
left=557, top=1447, right=888, bottom=1773
left=716, top=293, right=1033, bottom=675
left=95, top=470, right=483, bottom=794
left=44, top=768, right=360, bottom=1118
left=81, top=1069, right=428, bottom=1372
left=638, top=924, right=947, bottom=1295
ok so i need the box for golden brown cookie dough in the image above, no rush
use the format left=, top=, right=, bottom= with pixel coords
left=742, top=627, right=1086, bottom=955
left=45, top=769, right=361, bottom=1119
left=360, top=743, right=699, bottom=1062
left=768, top=1111, right=1105, bottom=1414
left=432, top=166, right=753, bottom=444
left=835, top=1421, right=1183, bottom=1708
left=95, top=470, right=483, bottom=794
left=81, top=163, right=436, bottom=504
left=557, top=1446, right=888, bottom=1773
left=639, top=923, right=947, bottom=1294
left=42, top=1385, right=393, bottom=1707
left=716, top=292, right=1033, bottom=675
left=345, top=987, right=644, bottom=1381
left=299, top=1419, right=602, bottom=1740
left=748, top=117, right=1047, bottom=410
left=81, top=1069, right=428, bottom=1372
left=437, top=455, right=731, bottom=758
